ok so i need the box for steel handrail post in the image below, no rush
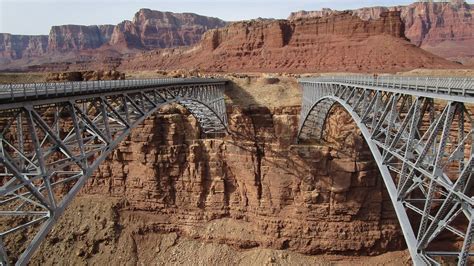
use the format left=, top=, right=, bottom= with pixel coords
left=10, top=83, right=13, bottom=100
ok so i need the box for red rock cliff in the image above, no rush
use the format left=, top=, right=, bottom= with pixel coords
left=46, top=101, right=404, bottom=260
left=402, top=0, right=474, bottom=63
left=289, top=0, right=474, bottom=64
left=108, top=9, right=227, bottom=50
left=0, top=9, right=227, bottom=62
left=120, top=11, right=457, bottom=72
left=0, top=34, right=48, bottom=62
left=0, top=77, right=405, bottom=263
left=48, top=25, right=115, bottom=52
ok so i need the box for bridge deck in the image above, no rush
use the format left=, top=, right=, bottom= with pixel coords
left=0, top=78, right=227, bottom=109
left=300, top=76, right=474, bottom=103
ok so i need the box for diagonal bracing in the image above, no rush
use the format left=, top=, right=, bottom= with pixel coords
left=0, top=78, right=228, bottom=265
left=298, top=75, right=474, bottom=266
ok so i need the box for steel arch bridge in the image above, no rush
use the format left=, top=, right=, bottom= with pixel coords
left=0, top=78, right=228, bottom=265
left=298, top=76, right=474, bottom=265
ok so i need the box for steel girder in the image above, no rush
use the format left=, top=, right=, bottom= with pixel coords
left=298, top=77, right=474, bottom=266
left=0, top=79, right=228, bottom=265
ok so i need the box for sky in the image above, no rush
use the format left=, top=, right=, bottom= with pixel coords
left=0, top=0, right=470, bottom=35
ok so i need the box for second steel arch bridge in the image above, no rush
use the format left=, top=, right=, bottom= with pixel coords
left=298, top=75, right=474, bottom=265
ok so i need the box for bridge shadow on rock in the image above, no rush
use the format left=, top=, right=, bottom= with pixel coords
left=316, top=103, right=407, bottom=253
left=220, top=79, right=408, bottom=256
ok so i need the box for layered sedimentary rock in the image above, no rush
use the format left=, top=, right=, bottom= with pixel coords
left=131, top=9, right=227, bottom=49
left=289, top=0, right=474, bottom=64
left=48, top=25, right=115, bottom=52
left=0, top=34, right=48, bottom=62
left=108, top=9, right=227, bottom=50
left=120, top=11, right=457, bottom=72
left=403, top=1, right=474, bottom=63
left=56, top=99, right=405, bottom=260
left=0, top=9, right=226, bottom=62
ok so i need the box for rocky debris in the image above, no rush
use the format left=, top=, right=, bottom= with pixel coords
left=165, top=69, right=206, bottom=78
left=30, top=195, right=412, bottom=265
left=288, top=0, right=474, bottom=64
left=81, top=70, right=125, bottom=81
left=45, top=70, right=125, bottom=82
left=259, top=77, right=280, bottom=85
left=120, top=11, right=457, bottom=73
left=46, top=71, right=83, bottom=82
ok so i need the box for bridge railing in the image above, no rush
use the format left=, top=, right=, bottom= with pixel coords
left=0, top=78, right=227, bottom=102
left=299, top=75, right=474, bottom=98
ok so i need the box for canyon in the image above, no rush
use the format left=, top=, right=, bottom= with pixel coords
left=13, top=76, right=407, bottom=264
left=0, top=1, right=473, bottom=264
left=1, top=69, right=472, bottom=265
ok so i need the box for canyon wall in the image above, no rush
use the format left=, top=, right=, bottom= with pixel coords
left=0, top=9, right=226, bottom=62
left=119, top=11, right=457, bottom=72
left=0, top=34, right=48, bottom=62
left=289, top=0, right=474, bottom=64
left=1, top=3, right=469, bottom=72
left=47, top=25, right=115, bottom=52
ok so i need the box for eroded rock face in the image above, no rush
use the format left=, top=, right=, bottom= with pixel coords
left=29, top=196, right=411, bottom=265
left=402, top=1, right=474, bottom=63
left=289, top=0, right=474, bottom=64
left=0, top=9, right=227, bottom=62
left=48, top=25, right=115, bottom=52
left=121, top=11, right=456, bottom=72
left=0, top=34, right=48, bottom=62
left=74, top=103, right=404, bottom=257
left=106, top=9, right=227, bottom=51
left=130, top=9, right=227, bottom=49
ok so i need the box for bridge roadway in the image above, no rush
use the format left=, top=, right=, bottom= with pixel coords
left=0, top=78, right=226, bottom=106
left=0, top=78, right=228, bottom=265
left=298, top=75, right=474, bottom=266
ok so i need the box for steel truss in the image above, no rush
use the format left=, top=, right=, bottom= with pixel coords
left=298, top=76, right=474, bottom=265
left=0, top=78, right=228, bottom=265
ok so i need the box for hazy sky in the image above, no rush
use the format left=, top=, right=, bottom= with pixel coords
left=0, top=0, right=471, bottom=35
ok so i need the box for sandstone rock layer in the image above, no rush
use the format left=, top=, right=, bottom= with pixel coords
left=289, top=0, right=474, bottom=64
left=120, top=11, right=457, bottom=72
left=0, top=9, right=226, bottom=62
left=65, top=101, right=405, bottom=258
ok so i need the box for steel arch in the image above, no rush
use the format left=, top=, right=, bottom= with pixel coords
left=297, top=76, right=474, bottom=266
left=0, top=78, right=229, bottom=265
